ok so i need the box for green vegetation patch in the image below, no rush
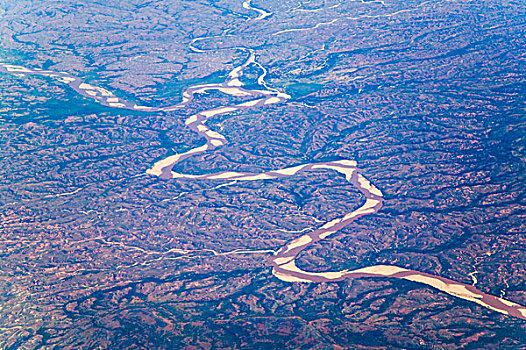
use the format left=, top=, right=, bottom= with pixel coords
left=155, top=70, right=227, bottom=102
left=285, top=82, right=323, bottom=99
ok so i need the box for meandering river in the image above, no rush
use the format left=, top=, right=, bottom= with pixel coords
left=2, top=54, right=525, bottom=320
left=2, top=1, right=526, bottom=319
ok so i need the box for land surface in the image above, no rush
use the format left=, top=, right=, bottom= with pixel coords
left=1, top=0, right=526, bottom=349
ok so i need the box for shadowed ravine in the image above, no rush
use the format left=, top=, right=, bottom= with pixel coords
left=1, top=52, right=525, bottom=320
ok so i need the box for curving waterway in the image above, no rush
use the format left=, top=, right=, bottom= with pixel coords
left=2, top=52, right=526, bottom=320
